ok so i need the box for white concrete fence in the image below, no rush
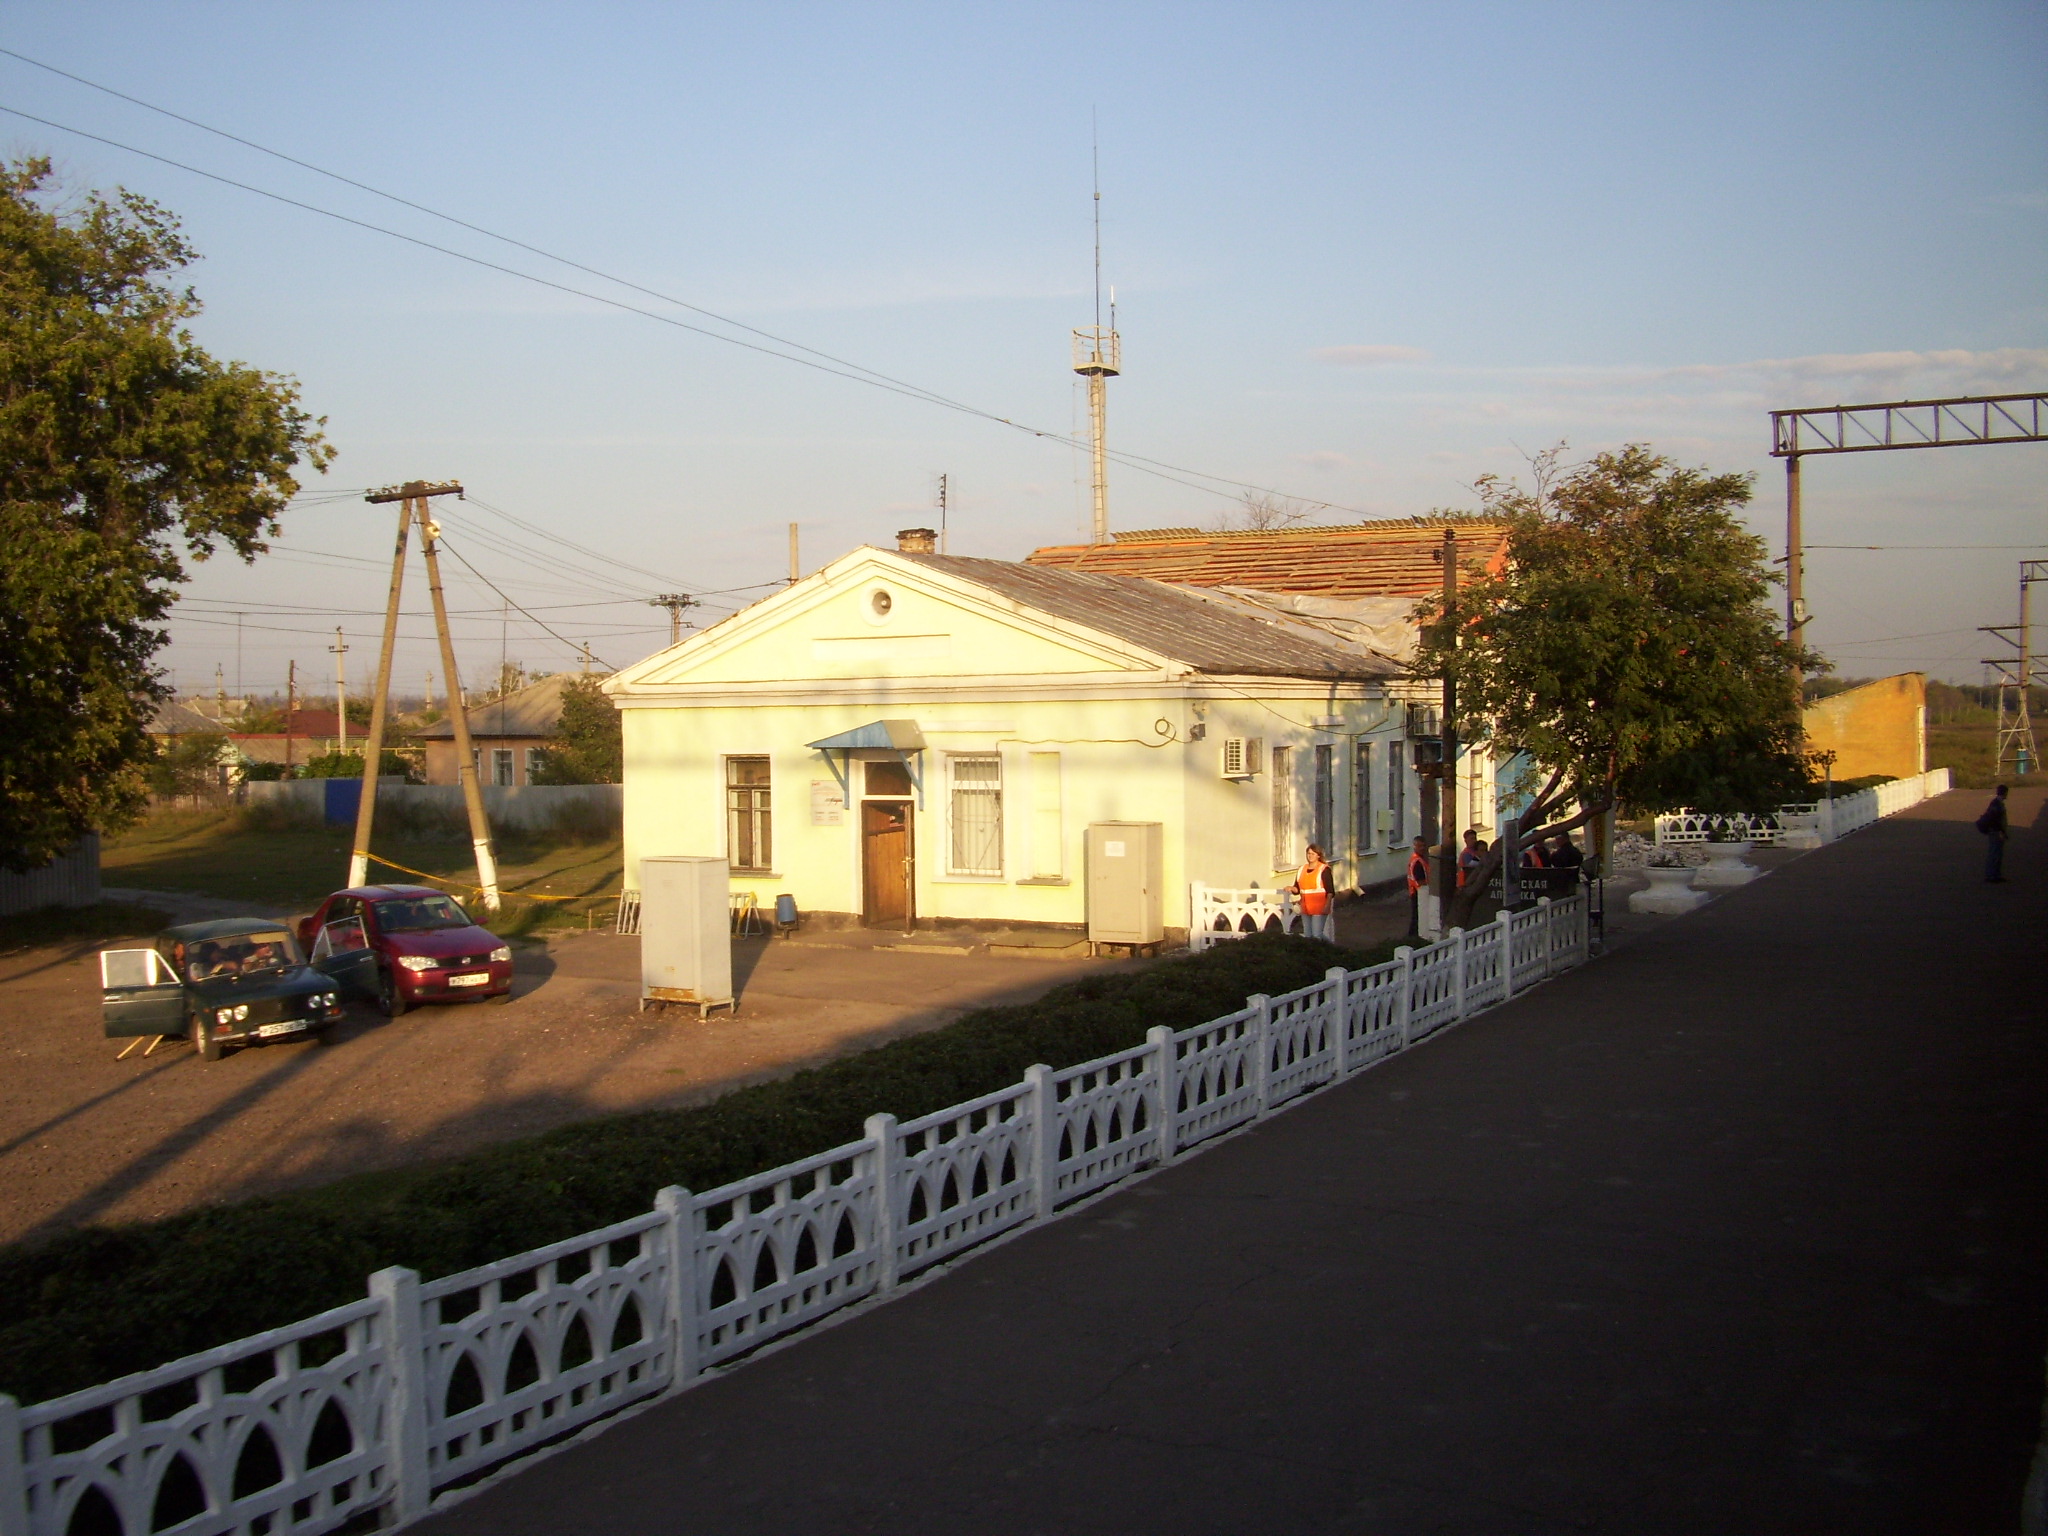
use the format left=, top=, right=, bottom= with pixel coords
left=1655, top=769, right=1952, bottom=848
left=1188, top=883, right=1309, bottom=948
left=0, top=896, right=1589, bottom=1536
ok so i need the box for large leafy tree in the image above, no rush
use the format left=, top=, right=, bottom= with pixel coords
left=1413, top=444, right=1820, bottom=922
left=0, top=158, right=330, bottom=869
left=532, top=676, right=622, bottom=784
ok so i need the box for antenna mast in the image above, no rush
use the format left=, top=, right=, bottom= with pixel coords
left=1073, top=122, right=1120, bottom=545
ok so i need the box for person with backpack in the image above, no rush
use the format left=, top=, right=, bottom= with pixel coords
left=1977, top=784, right=2010, bottom=882
left=1289, top=843, right=1337, bottom=943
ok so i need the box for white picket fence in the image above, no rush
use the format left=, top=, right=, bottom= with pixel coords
left=1187, top=883, right=1308, bottom=948
left=1655, top=768, right=1952, bottom=847
left=1, top=897, right=1590, bottom=1536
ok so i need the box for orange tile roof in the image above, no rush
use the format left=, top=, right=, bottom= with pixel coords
left=1025, top=517, right=1510, bottom=598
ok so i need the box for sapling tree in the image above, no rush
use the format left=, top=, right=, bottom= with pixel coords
left=1412, top=444, right=1821, bottom=926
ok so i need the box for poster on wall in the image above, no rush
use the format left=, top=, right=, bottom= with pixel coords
left=811, top=780, right=845, bottom=826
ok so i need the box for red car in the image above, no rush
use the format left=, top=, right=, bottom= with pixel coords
left=298, top=885, right=514, bottom=1017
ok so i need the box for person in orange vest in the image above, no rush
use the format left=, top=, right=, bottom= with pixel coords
left=1405, top=835, right=1430, bottom=938
left=1288, top=843, right=1337, bottom=943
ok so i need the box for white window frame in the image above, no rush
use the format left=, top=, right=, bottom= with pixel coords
left=946, top=753, right=1003, bottom=877
left=725, top=755, right=773, bottom=872
left=491, top=747, right=515, bottom=787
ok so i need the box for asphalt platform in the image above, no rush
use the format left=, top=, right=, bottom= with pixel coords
left=420, top=787, right=2047, bottom=1535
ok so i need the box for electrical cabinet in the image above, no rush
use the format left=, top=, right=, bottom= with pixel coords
left=1086, top=822, right=1164, bottom=944
left=639, top=855, right=734, bottom=1017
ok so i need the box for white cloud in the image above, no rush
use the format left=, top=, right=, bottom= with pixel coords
left=1313, top=344, right=1430, bottom=367
left=1300, top=449, right=1352, bottom=471
left=1657, top=348, right=2048, bottom=391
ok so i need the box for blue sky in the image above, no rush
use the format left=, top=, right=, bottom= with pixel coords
left=4, top=1, right=2044, bottom=693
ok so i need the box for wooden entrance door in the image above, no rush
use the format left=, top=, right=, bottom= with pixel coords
left=862, top=800, right=913, bottom=926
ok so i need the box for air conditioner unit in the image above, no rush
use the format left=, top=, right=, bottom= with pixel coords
left=1221, top=736, right=1263, bottom=779
left=1405, top=704, right=1441, bottom=739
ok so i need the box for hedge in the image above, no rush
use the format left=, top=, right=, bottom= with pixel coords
left=0, top=932, right=1392, bottom=1405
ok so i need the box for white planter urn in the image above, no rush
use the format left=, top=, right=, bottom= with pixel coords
left=1629, top=865, right=1709, bottom=915
left=1692, top=842, right=1758, bottom=888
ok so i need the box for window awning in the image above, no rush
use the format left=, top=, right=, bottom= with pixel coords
left=806, top=720, right=926, bottom=808
left=804, top=720, right=926, bottom=753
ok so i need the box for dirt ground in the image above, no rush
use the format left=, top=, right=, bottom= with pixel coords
left=0, top=911, right=1166, bottom=1248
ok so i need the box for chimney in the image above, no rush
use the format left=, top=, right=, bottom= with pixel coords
left=896, top=527, right=938, bottom=554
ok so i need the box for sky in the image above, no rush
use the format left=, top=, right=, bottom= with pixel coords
left=4, top=1, right=2045, bottom=700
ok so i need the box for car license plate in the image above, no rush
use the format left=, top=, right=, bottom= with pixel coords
left=449, top=973, right=490, bottom=987
left=256, top=1022, right=305, bottom=1038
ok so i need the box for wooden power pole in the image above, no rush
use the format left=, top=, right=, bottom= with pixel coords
left=360, top=480, right=501, bottom=912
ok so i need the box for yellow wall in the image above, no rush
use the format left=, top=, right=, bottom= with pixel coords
left=1803, top=672, right=1926, bottom=781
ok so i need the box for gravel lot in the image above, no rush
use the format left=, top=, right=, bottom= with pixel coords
left=0, top=918, right=1145, bottom=1248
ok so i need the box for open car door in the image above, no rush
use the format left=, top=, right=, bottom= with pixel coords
left=101, top=949, right=187, bottom=1038
left=310, top=916, right=377, bottom=998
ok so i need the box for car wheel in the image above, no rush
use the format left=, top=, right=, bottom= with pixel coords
left=192, top=1014, right=224, bottom=1062
left=378, top=969, right=410, bottom=1018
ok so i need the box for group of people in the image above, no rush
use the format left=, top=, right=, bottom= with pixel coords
left=1285, top=827, right=1586, bottom=946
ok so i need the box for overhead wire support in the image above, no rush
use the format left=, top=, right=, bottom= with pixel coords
left=0, top=83, right=1376, bottom=518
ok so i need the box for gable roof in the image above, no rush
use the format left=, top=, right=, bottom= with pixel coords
left=1024, top=516, right=1510, bottom=598
left=418, top=673, right=579, bottom=740
left=894, top=553, right=1399, bottom=680
left=149, top=700, right=225, bottom=736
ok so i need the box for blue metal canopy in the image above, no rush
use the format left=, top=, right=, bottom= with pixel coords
left=804, top=720, right=927, bottom=753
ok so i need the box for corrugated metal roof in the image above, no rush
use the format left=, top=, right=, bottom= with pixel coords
left=1025, top=517, right=1509, bottom=598
left=418, top=673, right=578, bottom=740
left=898, top=554, right=1399, bottom=680
left=149, top=701, right=226, bottom=736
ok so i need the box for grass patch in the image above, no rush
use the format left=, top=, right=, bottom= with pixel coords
left=103, top=806, right=623, bottom=935
left=0, top=932, right=1393, bottom=1404
left=0, top=901, right=172, bottom=954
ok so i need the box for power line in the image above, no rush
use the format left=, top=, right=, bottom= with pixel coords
left=435, top=533, right=614, bottom=670
left=0, top=91, right=1377, bottom=515
left=1806, top=543, right=2048, bottom=551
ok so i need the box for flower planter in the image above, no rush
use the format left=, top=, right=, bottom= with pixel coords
left=1692, top=842, right=1758, bottom=888
left=1628, top=864, right=1708, bottom=915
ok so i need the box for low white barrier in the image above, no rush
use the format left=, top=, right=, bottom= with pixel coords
left=1188, top=883, right=1307, bottom=949
left=1, top=896, right=1590, bottom=1536
left=1657, top=768, right=1952, bottom=848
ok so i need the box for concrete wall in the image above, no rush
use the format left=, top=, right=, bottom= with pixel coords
left=1803, top=672, right=1926, bottom=781
left=0, top=834, right=100, bottom=916
left=246, top=780, right=621, bottom=833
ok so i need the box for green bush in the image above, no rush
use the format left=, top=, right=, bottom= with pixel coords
left=0, top=932, right=1392, bottom=1404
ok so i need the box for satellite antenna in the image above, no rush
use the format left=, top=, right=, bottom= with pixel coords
left=1072, top=126, right=1120, bottom=545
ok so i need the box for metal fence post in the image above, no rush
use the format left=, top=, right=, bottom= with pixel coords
left=654, top=1186, right=699, bottom=1391
left=1449, top=928, right=1467, bottom=1019
left=865, top=1113, right=901, bottom=1292
left=1248, top=994, right=1272, bottom=1115
left=1147, top=1026, right=1177, bottom=1164
left=1394, top=947, right=1412, bottom=1048
left=1496, top=911, right=1514, bottom=1000
left=368, top=1266, right=431, bottom=1524
left=0, top=1394, right=27, bottom=1536
left=1327, top=966, right=1351, bottom=1073
left=1025, top=1065, right=1057, bottom=1221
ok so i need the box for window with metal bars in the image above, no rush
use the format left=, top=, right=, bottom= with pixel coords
left=947, top=755, right=1002, bottom=876
left=726, top=756, right=772, bottom=870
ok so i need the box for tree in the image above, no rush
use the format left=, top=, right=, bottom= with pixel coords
left=531, top=676, right=622, bottom=784
left=1212, top=490, right=1321, bottom=532
left=0, top=158, right=330, bottom=869
left=144, top=731, right=231, bottom=801
left=1413, top=444, right=1820, bottom=924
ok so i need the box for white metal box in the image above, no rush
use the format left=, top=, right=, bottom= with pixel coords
left=639, top=855, right=734, bottom=1016
left=1086, top=822, right=1164, bottom=944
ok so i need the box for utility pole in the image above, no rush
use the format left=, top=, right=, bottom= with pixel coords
left=788, top=523, right=800, bottom=585
left=937, top=473, right=948, bottom=555
left=1985, top=560, right=2043, bottom=777
left=361, top=480, right=499, bottom=909
left=328, top=631, right=349, bottom=758
left=285, top=660, right=297, bottom=775
left=650, top=593, right=695, bottom=646
left=1434, top=529, right=1460, bottom=915
left=346, top=486, right=420, bottom=889
left=580, top=642, right=593, bottom=675
left=1072, top=143, right=1120, bottom=544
